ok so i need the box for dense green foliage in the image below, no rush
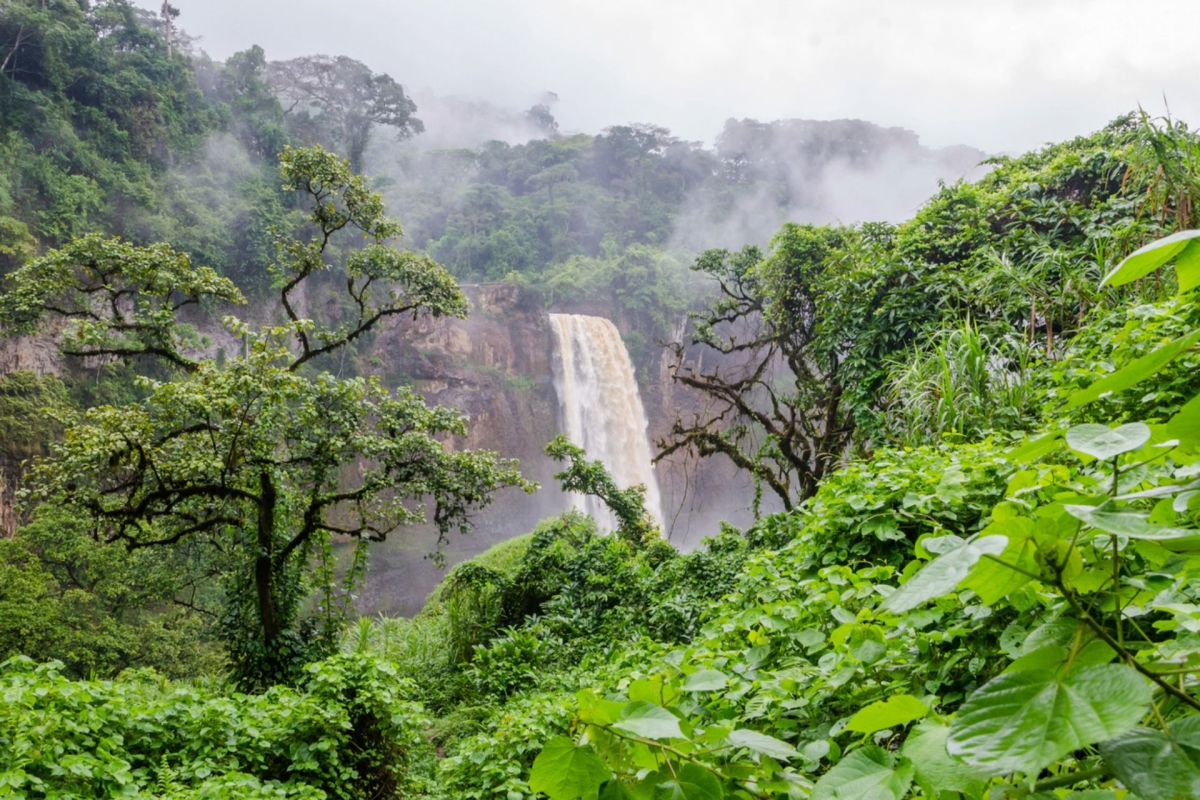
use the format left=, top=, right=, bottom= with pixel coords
left=0, top=371, right=68, bottom=464
left=400, top=126, right=707, bottom=280
left=0, top=0, right=296, bottom=286
left=0, top=507, right=222, bottom=679
left=0, top=1, right=211, bottom=262
left=0, top=3, right=425, bottom=297
left=545, top=435, right=660, bottom=545
left=0, top=652, right=427, bottom=798
left=4, top=8, right=1200, bottom=797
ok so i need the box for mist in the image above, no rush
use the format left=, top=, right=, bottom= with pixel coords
left=360, top=109, right=991, bottom=263
left=133, top=0, right=1200, bottom=156
left=668, top=120, right=990, bottom=252
left=404, top=91, right=554, bottom=151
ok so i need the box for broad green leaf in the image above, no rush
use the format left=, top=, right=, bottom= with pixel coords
left=901, top=722, right=988, bottom=797
left=1003, top=645, right=1070, bottom=673
left=1176, top=241, right=1200, bottom=293
left=1064, top=638, right=1119, bottom=668
left=1168, top=394, right=1200, bottom=449
left=726, top=728, right=798, bottom=760
left=947, top=664, right=1151, bottom=776
left=1065, top=422, right=1151, bottom=460
left=846, top=695, right=928, bottom=735
left=1115, top=479, right=1200, bottom=501
left=883, top=536, right=1008, bottom=614
left=681, top=670, right=729, bottom=692
left=530, top=736, right=612, bottom=800
left=1063, top=505, right=1148, bottom=535
left=922, top=534, right=968, bottom=556
left=1146, top=492, right=1181, bottom=526
left=962, top=534, right=1038, bottom=605
left=1100, top=229, right=1200, bottom=287
left=627, top=677, right=680, bottom=707
left=1007, top=430, right=1063, bottom=464
left=1064, top=505, right=1200, bottom=549
left=1067, top=331, right=1200, bottom=409
left=598, top=781, right=640, bottom=800
left=812, top=746, right=914, bottom=800
left=1020, top=618, right=1081, bottom=655
left=1100, top=718, right=1200, bottom=800
left=802, top=739, right=832, bottom=763
left=577, top=689, right=625, bottom=726
left=1005, top=641, right=1115, bottom=673
left=654, top=764, right=724, bottom=800
left=612, top=702, right=685, bottom=740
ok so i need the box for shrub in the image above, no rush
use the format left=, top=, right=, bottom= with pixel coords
left=776, top=441, right=1013, bottom=568
left=0, top=652, right=428, bottom=799
left=0, top=509, right=224, bottom=679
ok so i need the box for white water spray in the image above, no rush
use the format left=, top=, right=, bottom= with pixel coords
left=548, top=313, right=664, bottom=532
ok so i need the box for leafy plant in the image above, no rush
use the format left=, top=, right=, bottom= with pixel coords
left=546, top=435, right=660, bottom=545
left=0, top=652, right=428, bottom=799
left=0, top=507, right=223, bottom=678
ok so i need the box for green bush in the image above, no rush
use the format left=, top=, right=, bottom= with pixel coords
left=0, top=652, right=428, bottom=799
left=775, top=441, right=1013, bottom=569
left=433, top=690, right=577, bottom=800
left=1042, top=294, right=1200, bottom=424
left=0, top=509, right=223, bottom=679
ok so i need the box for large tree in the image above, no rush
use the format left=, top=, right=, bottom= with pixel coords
left=214, top=44, right=289, bottom=160
left=267, top=55, right=422, bottom=173
left=0, top=145, right=528, bottom=685
left=657, top=225, right=871, bottom=511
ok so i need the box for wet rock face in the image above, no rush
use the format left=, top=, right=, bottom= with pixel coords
left=0, top=334, right=64, bottom=378
left=0, top=336, right=63, bottom=537
left=369, top=283, right=559, bottom=459
left=355, top=284, right=570, bottom=615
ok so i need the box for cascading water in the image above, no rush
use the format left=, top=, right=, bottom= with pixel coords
left=548, top=313, right=664, bottom=532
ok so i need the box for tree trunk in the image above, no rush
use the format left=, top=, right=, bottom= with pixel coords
left=256, top=471, right=280, bottom=646
left=1, top=26, right=26, bottom=78
left=346, top=124, right=368, bottom=174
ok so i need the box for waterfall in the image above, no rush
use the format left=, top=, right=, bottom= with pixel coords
left=548, top=313, right=664, bottom=532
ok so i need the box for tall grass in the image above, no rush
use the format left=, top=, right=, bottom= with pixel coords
left=883, top=320, right=1036, bottom=447
left=1131, top=109, right=1200, bottom=230
left=346, top=614, right=449, bottom=669
left=343, top=534, right=535, bottom=678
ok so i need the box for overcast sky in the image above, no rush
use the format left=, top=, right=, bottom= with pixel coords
left=145, top=0, right=1200, bottom=153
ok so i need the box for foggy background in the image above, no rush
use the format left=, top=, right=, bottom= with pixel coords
left=133, top=0, right=1200, bottom=155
